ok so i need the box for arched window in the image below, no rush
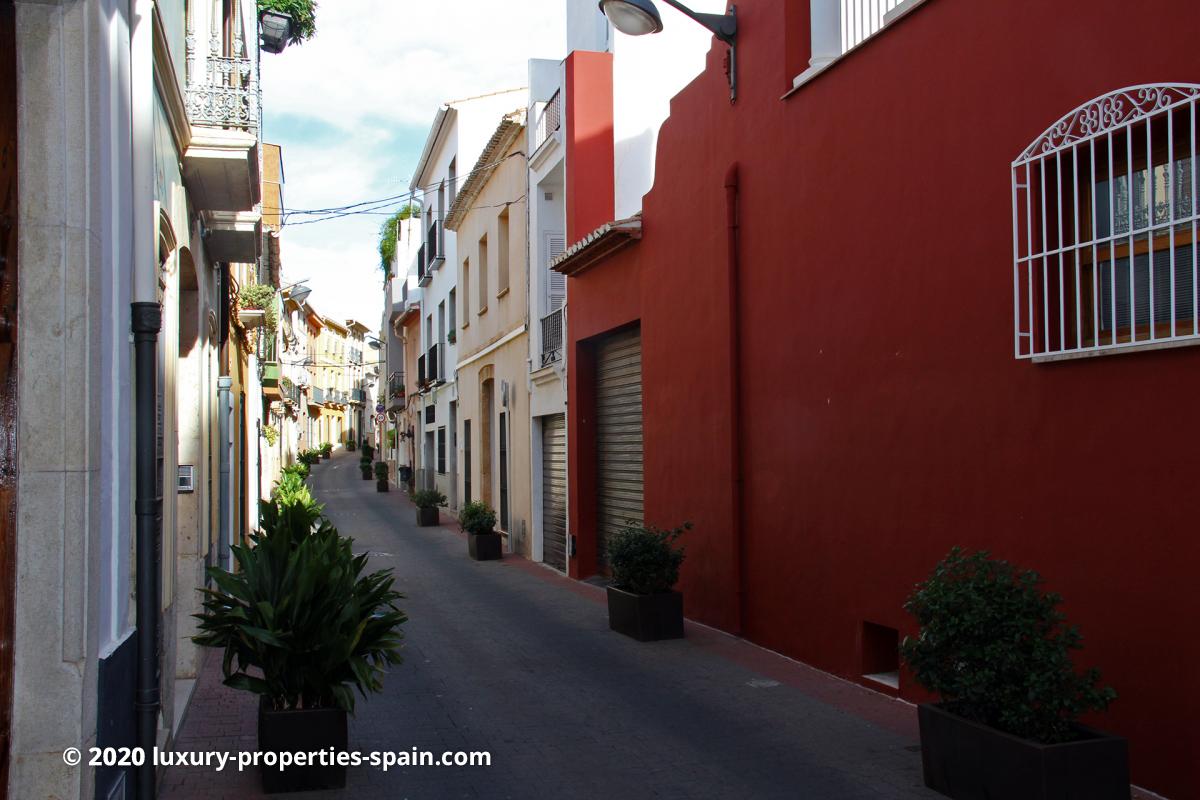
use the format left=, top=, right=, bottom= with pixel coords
left=1012, top=85, right=1200, bottom=359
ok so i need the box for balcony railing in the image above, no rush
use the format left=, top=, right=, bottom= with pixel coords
left=351, top=389, right=366, bottom=403
left=312, top=387, right=326, bottom=404
left=806, top=0, right=909, bottom=81
left=417, top=244, right=429, bottom=286
left=540, top=308, right=564, bottom=368
left=534, top=89, right=562, bottom=152
left=388, top=371, right=405, bottom=398
left=184, top=51, right=259, bottom=131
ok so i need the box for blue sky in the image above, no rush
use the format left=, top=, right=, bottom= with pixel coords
left=259, top=0, right=567, bottom=327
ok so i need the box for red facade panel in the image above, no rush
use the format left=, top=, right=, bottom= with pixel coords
left=563, top=0, right=1200, bottom=796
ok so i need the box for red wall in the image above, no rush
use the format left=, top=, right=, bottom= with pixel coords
left=564, top=51, right=614, bottom=244
left=563, top=0, right=1200, bottom=796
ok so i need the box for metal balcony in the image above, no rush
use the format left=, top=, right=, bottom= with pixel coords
left=540, top=308, right=564, bottom=368
left=534, top=89, right=562, bottom=153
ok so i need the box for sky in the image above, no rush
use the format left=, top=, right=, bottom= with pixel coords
left=259, top=0, right=568, bottom=329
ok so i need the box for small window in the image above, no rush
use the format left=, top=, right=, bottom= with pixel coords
left=861, top=622, right=899, bottom=690
left=497, top=207, right=510, bottom=296
left=478, top=233, right=489, bottom=313
left=462, top=258, right=471, bottom=322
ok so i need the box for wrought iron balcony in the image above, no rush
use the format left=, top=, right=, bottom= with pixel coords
left=417, top=355, right=426, bottom=388
left=427, top=343, right=442, bottom=384
left=540, top=308, right=564, bottom=368
left=428, top=220, right=444, bottom=267
left=534, top=89, right=562, bottom=152
left=388, top=371, right=405, bottom=398
left=185, top=53, right=259, bottom=131
left=417, top=244, right=431, bottom=287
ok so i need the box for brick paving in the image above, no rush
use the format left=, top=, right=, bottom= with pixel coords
left=160, top=451, right=941, bottom=799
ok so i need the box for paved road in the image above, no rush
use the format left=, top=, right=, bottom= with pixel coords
left=162, top=451, right=937, bottom=799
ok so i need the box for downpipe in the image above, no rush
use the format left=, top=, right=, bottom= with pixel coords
left=725, top=163, right=745, bottom=636
left=217, top=376, right=232, bottom=571
left=132, top=302, right=161, bottom=800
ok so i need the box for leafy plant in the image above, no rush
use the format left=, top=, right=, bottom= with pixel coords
left=320, top=442, right=333, bottom=456
left=298, top=448, right=321, bottom=467
left=282, top=461, right=309, bottom=480
left=373, top=461, right=388, bottom=480
left=361, top=443, right=375, bottom=462
left=900, top=548, right=1117, bottom=744
left=447, top=329, right=457, bottom=345
left=386, top=430, right=397, bottom=448
left=378, top=203, right=422, bottom=275
left=458, top=501, right=496, bottom=536
left=261, top=423, right=279, bottom=446
left=194, top=477, right=406, bottom=713
left=238, top=283, right=279, bottom=334
left=607, top=522, right=690, bottom=595
left=257, top=0, right=317, bottom=44
left=411, top=489, right=446, bottom=510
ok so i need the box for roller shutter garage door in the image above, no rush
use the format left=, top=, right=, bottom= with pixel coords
left=595, top=328, right=643, bottom=567
left=541, top=413, right=567, bottom=571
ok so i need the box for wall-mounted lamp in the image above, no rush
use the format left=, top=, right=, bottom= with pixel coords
left=260, top=10, right=293, bottom=54
left=599, top=0, right=738, bottom=102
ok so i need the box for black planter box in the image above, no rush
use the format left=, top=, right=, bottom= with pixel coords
left=258, top=698, right=347, bottom=793
left=417, top=506, right=439, bottom=527
left=376, top=479, right=389, bottom=492
left=360, top=469, right=372, bottom=481
left=606, top=587, right=684, bottom=642
left=468, top=532, right=502, bottom=561
left=917, top=703, right=1129, bottom=800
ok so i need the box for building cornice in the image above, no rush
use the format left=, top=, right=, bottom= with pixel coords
left=152, top=4, right=192, bottom=154
left=444, top=110, right=526, bottom=231
left=551, top=216, right=642, bottom=278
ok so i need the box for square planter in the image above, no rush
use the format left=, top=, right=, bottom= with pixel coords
left=917, top=703, right=1129, bottom=800
left=258, top=697, right=347, bottom=793
left=416, top=506, right=439, bottom=527
left=360, top=468, right=372, bottom=481
left=606, top=587, right=684, bottom=642
left=468, top=532, right=502, bottom=561
left=376, top=479, right=389, bottom=492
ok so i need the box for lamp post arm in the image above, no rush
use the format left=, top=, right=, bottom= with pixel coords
left=658, top=0, right=736, bottom=45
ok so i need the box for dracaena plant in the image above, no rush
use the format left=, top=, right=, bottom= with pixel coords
left=193, top=485, right=406, bottom=712
left=900, top=547, right=1116, bottom=744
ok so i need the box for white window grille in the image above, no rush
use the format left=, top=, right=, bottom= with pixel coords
left=1012, top=85, right=1200, bottom=360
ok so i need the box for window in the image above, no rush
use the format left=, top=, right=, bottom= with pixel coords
left=448, top=287, right=457, bottom=334
left=448, top=157, right=457, bottom=206
left=463, top=419, right=472, bottom=504
left=462, top=259, right=471, bottom=323
left=1013, top=85, right=1200, bottom=359
left=437, top=426, right=446, bottom=474
left=497, top=207, right=510, bottom=296
left=478, top=233, right=489, bottom=313
left=498, top=411, right=509, bottom=531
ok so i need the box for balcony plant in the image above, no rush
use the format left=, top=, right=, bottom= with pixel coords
left=374, top=461, right=389, bottom=492
left=238, top=283, right=278, bottom=334
left=411, top=489, right=446, bottom=527
left=605, top=522, right=690, bottom=642
left=447, top=329, right=457, bottom=345
left=900, top=548, right=1127, bottom=800
left=193, top=483, right=406, bottom=792
left=256, top=0, right=317, bottom=45
left=459, top=501, right=500, bottom=561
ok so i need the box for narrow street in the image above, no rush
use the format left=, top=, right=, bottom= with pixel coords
left=162, top=451, right=936, bottom=800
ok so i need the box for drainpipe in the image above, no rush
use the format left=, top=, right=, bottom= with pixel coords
left=130, top=0, right=160, bottom=795
left=725, top=163, right=745, bottom=636
left=217, top=376, right=232, bottom=571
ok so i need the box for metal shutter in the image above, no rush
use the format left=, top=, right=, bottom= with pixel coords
left=595, top=328, right=643, bottom=567
left=541, top=413, right=567, bottom=571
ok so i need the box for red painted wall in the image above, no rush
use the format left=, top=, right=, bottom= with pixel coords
left=563, top=0, right=1200, bottom=796
left=564, top=51, right=614, bottom=244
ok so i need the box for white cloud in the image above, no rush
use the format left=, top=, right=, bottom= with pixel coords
left=261, top=0, right=567, bottom=131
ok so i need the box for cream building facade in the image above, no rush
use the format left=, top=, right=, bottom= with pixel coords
left=446, top=112, right=533, bottom=555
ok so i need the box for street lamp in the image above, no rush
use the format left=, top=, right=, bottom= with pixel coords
left=259, top=10, right=293, bottom=54
left=281, top=280, right=311, bottom=305
left=598, top=0, right=738, bottom=102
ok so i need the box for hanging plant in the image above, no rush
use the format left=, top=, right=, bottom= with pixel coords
left=257, top=0, right=318, bottom=44
left=262, top=424, right=280, bottom=446
left=239, top=283, right=279, bottom=334
left=378, top=203, right=422, bottom=275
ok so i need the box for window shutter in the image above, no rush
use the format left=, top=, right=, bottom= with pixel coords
left=546, top=232, right=566, bottom=311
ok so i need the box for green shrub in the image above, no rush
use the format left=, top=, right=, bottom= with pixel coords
left=282, top=461, right=309, bottom=480
left=193, top=506, right=405, bottom=713
left=900, top=548, right=1117, bottom=744
left=298, top=449, right=320, bottom=467
left=319, top=442, right=333, bottom=456
left=361, top=443, right=374, bottom=462
left=607, top=522, right=689, bottom=595
left=373, top=461, right=388, bottom=480
left=411, top=489, right=446, bottom=510
left=237, top=283, right=278, bottom=333
left=261, top=423, right=279, bottom=446
left=458, top=501, right=496, bottom=536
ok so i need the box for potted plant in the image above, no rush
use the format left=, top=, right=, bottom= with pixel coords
left=605, top=522, right=690, bottom=642
left=447, top=328, right=457, bottom=345
left=346, top=435, right=356, bottom=452
left=412, top=489, right=446, bottom=527
left=298, top=448, right=320, bottom=467
left=374, top=461, right=389, bottom=492
left=261, top=424, right=279, bottom=446
left=320, top=442, right=332, bottom=460
left=238, top=283, right=278, bottom=332
left=360, top=460, right=373, bottom=481
left=901, top=548, right=1126, bottom=800
left=459, top=501, right=500, bottom=561
left=193, top=484, right=406, bottom=793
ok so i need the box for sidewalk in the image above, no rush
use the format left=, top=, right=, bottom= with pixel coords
left=159, top=452, right=938, bottom=799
